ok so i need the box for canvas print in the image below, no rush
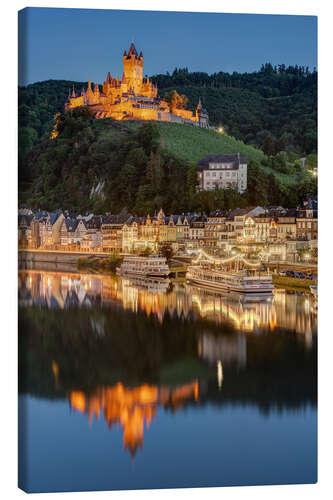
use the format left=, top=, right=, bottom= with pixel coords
left=18, top=7, right=317, bottom=493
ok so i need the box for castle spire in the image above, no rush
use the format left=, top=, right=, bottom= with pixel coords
left=72, top=84, right=76, bottom=98
left=106, top=71, right=111, bottom=83
left=128, top=42, right=138, bottom=56
left=88, top=78, right=92, bottom=90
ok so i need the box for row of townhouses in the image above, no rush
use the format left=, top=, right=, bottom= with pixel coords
left=18, top=195, right=317, bottom=262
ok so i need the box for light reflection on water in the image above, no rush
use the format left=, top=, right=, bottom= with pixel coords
left=18, top=268, right=317, bottom=339
left=18, top=267, right=317, bottom=492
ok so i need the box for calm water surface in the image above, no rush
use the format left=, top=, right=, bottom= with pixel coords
left=18, top=266, right=317, bottom=492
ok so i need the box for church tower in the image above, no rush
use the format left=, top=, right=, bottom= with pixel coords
left=123, top=43, right=143, bottom=94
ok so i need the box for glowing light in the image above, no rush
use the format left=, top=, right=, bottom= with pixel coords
left=217, top=360, right=223, bottom=389
left=192, top=249, right=262, bottom=267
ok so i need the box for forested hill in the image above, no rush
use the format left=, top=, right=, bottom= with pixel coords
left=19, top=109, right=316, bottom=214
left=151, top=63, right=317, bottom=155
left=19, top=63, right=317, bottom=159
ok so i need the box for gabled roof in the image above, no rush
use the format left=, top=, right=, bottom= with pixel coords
left=102, top=214, right=132, bottom=225
left=197, top=154, right=247, bottom=171
left=278, top=208, right=297, bottom=218
left=18, top=214, right=33, bottom=226
left=49, top=211, right=62, bottom=226
left=34, top=210, right=48, bottom=221
left=208, top=209, right=228, bottom=218
left=86, top=215, right=102, bottom=229
left=64, top=218, right=79, bottom=232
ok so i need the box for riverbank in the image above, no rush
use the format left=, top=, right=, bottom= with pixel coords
left=272, top=274, right=316, bottom=292
left=77, top=255, right=123, bottom=273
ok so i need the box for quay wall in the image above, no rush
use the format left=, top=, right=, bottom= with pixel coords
left=18, top=250, right=109, bottom=266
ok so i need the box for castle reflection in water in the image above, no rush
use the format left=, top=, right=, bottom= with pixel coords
left=68, top=381, right=199, bottom=456
left=19, top=269, right=317, bottom=456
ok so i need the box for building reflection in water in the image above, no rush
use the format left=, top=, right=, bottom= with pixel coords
left=19, top=269, right=317, bottom=457
left=18, top=270, right=317, bottom=342
left=68, top=381, right=199, bottom=456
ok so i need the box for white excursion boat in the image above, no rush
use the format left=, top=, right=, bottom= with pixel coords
left=116, top=255, right=170, bottom=278
left=187, top=252, right=274, bottom=295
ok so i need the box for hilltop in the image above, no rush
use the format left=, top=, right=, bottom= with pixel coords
left=18, top=63, right=317, bottom=160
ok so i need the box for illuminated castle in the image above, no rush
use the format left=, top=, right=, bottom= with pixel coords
left=65, top=42, right=209, bottom=126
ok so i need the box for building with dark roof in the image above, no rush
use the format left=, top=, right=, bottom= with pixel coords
left=197, top=153, right=248, bottom=193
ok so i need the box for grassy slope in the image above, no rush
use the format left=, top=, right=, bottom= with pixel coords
left=126, top=121, right=265, bottom=164
left=125, top=120, right=309, bottom=188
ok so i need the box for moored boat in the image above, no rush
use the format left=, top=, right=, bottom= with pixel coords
left=116, top=255, right=170, bottom=278
left=187, top=251, right=274, bottom=295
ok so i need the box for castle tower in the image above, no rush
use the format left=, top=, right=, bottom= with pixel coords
left=86, top=78, right=95, bottom=105
left=121, top=72, right=128, bottom=93
left=123, top=42, right=143, bottom=94
left=196, top=97, right=209, bottom=128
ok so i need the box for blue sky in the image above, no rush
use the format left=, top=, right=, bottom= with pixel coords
left=18, top=8, right=317, bottom=86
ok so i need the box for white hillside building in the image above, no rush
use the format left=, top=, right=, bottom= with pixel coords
left=197, top=153, right=247, bottom=193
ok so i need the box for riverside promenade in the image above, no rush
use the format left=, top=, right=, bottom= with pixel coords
left=18, top=249, right=111, bottom=265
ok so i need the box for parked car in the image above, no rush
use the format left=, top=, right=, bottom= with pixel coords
left=294, top=272, right=306, bottom=279
left=286, top=270, right=295, bottom=277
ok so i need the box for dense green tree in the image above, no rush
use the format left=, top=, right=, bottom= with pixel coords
left=262, top=135, right=275, bottom=156
left=159, top=244, right=174, bottom=261
left=163, top=90, right=189, bottom=112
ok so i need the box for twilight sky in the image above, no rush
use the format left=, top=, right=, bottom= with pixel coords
left=18, top=7, right=317, bottom=86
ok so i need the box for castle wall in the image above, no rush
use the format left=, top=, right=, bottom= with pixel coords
left=173, top=108, right=197, bottom=121
left=67, top=96, right=85, bottom=109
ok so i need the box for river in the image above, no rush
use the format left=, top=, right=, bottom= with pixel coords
left=18, top=266, right=317, bottom=492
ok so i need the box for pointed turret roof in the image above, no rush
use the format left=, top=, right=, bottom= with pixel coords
left=106, top=71, right=111, bottom=83
left=128, top=42, right=138, bottom=56
left=121, top=73, right=127, bottom=84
